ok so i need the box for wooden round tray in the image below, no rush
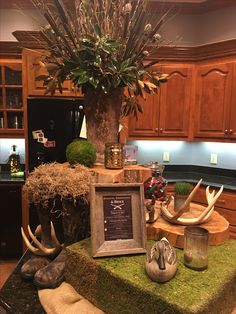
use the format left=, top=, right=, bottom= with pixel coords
left=146, top=203, right=229, bottom=248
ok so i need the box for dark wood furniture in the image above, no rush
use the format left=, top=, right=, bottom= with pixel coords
left=0, top=184, right=22, bottom=257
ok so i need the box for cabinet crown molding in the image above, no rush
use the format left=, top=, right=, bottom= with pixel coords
left=9, top=31, right=236, bottom=61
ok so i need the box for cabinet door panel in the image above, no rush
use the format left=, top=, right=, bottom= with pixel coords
left=159, top=65, right=192, bottom=137
left=23, top=49, right=78, bottom=97
left=0, top=60, right=24, bottom=138
left=194, top=62, right=233, bottom=138
left=228, top=62, right=236, bottom=139
left=0, top=186, right=22, bottom=257
left=214, top=206, right=236, bottom=226
left=128, top=93, right=158, bottom=137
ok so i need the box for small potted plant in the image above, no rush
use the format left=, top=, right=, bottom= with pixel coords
left=173, top=182, right=193, bottom=212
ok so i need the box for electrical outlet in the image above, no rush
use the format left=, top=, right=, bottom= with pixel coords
left=210, top=153, right=218, bottom=164
left=163, top=152, right=170, bottom=162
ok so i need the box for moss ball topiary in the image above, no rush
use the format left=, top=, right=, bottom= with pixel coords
left=66, top=139, right=96, bottom=167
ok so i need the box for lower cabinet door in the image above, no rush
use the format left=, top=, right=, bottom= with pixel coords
left=0, top=185, right=22, bottom=257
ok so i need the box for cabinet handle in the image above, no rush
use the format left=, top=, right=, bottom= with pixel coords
left=224, top=129, right=229, bottom=134
left=229, top=129, right=233, bottom=134
left=155, top=128, right=158, bottom=132
left=159, top=128, right=163, bottom=133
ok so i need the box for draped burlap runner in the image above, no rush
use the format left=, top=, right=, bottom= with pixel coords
left=38, top=282, right=104, bottom=314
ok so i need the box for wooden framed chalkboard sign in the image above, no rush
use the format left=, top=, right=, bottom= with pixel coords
left=90, top=183, right=147, bottom=257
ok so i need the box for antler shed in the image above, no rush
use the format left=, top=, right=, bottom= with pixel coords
left=21, top=221, right=63, bottom=256
left=161, top=179, right=224, bottom=225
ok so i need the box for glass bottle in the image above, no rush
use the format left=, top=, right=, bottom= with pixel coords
left=184, top=226, right=209, bottom=270
left=144, top=161, right=167, bottom=201
left=144, top=161, right=167, bottom=223
left=8, top=145, right=21, bottom=174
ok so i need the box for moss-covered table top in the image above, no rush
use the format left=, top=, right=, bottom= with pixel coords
left=65, top=239, right=236, bottom=314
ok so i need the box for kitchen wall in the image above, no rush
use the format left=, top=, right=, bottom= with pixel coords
left=1, top=5, right=236, bottom=45
left=128, top=140, right=236, bottom=170
left=160, top=5, right=236, bottom=46
left=0, top=9, right=44, bottom=41
left=0, top=138, right=235, bottom=171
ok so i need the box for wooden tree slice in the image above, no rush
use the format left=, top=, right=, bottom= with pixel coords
left=91, top=165, right=151, bottom=183
left=147, top=207, right=230, bottom=248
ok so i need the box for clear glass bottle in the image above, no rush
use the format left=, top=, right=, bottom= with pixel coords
left=184, top=226, right=209, bottom=270
left=8, top=145, right=21, bottom=174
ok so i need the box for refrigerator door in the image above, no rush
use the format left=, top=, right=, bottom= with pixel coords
left=27, top=97, right=84, bottom=172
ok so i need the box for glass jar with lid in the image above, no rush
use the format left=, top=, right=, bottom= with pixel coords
left=144, top=161, right=167, bottom=223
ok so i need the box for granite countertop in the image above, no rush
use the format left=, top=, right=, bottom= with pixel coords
left=1, top=165, right=236, bottom=190
left=0, top=251, right=45, bottom=314
left=0, top=172, right=25, bottom=184
left=164, top=171, right=236, bottom=191
left=163, top=165, right=236, bottom=191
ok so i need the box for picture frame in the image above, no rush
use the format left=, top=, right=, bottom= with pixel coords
left=90, top=183, right=147, bottom=258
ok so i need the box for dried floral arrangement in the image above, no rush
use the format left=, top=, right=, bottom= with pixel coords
left=23, top=162, right=92, bottom=210
left=31, top=0, right=170, bottom=118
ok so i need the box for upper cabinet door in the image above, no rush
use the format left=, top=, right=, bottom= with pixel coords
left=228, top=62, right=236, bottom=139
left=23, top=49, right=81, bottom=97
left=0, top=60, right=24, bottom=138
left=194, top=61, right=233, bottom=139
left=128, top=93, right=159, bottom=138
left=158, top=64, right=193, bottom=138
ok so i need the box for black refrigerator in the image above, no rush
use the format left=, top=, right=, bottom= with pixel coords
left=27, top=97, right=85, bottom=172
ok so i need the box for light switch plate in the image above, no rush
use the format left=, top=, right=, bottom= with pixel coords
left=210, top=153, right=218, bottom=164
left=163, top=151, right=170, bottom=162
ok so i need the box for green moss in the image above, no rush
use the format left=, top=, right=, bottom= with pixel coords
left=65, top=239, right=236, bottom=314
left=66, top=139, right=96, bottom=167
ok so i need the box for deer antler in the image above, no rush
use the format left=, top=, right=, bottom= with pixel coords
left=165, top=179, right=203, bottom=222
left=21, top=222, right=63, bottom=256
left=161, top=182, right=223, bottom=225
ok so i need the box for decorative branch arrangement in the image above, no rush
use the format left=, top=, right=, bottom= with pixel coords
left=31, top=0, right=170, bottom=118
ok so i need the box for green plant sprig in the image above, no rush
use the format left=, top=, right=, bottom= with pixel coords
left=174, top=182, right=193, bottom=196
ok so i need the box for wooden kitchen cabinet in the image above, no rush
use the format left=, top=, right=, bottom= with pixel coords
left=0, top=59, right=24, bottom=137
left=23, top=48, right=82, bottom=97
left=193, top=186, right=236, bottom=239
left=194, top=60, right=236, bottom=140
left=0, top=184, right=22, bottom=257
left=128, top=63, right=193, bottom=139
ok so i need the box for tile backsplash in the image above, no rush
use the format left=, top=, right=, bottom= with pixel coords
left=0, top=139, right=25, bottom=164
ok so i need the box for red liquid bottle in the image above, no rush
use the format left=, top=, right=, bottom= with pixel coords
left=144, top=161, right=167, bottom=201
